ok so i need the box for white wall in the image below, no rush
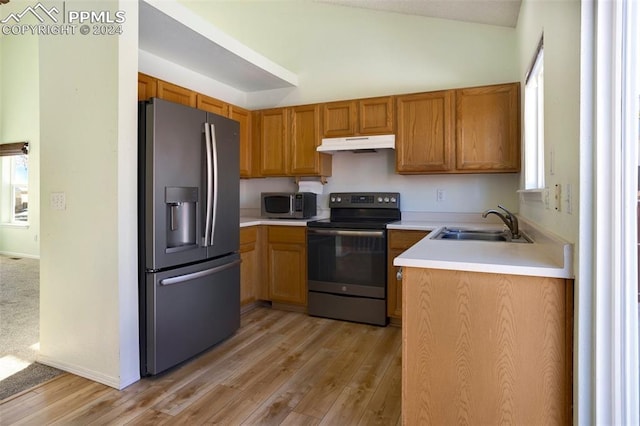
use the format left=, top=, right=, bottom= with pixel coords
left=0, top=2, right=40, bottom=258
left=38, top=0, right=139, bottom=389
left=240, top=151, right=519, bottom=215
left=179, top=1, right=521, bottom=214
left=516, top=0, right=581, bottom=245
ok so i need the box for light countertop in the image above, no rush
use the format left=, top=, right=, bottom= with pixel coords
left=239, top=212, right=574, bottom=279
left=392, top=217, right=573, bottom=279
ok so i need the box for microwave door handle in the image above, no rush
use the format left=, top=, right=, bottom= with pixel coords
left=209, top=123, right=219, bottom=246
left=203, top=123, right=213, bottom=247
left=290, top=194, right=294, bottom=215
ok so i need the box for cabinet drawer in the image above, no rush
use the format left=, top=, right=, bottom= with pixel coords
left=268, top=226, right=306, bottom=244
left=388, top=230, right=429, bottom=249
left=240, top=226, right=257, bottom=245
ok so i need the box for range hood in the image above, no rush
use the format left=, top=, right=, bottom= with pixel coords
left=317, top=134, right=395, bottom=153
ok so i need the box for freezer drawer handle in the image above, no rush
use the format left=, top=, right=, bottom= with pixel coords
left=159, top=259, right=241, bottom=286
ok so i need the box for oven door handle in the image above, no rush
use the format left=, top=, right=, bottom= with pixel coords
left=307, top=229, right=385, bottom=238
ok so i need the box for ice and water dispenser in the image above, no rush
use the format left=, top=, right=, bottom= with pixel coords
left=165, top=186, right=198, bottom=252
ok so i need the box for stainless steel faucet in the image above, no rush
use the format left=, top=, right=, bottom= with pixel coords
left=482, top=205, right=520, bottom=239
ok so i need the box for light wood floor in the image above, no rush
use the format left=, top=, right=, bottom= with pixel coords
left=0, top=307, right=402, bottom=425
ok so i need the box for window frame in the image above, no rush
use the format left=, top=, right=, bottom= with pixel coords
left=0, top=142, right=29, bottom=225
left=523, top=36, right=545, bottom=191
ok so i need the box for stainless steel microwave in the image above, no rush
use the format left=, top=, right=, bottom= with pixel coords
left=261, top=192, right=317, bottom=219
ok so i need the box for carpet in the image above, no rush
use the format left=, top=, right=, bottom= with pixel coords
left=0, top=255, right=64, bottom=401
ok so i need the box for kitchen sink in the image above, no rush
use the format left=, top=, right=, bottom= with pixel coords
left=432, top=227, right=532, bottom=243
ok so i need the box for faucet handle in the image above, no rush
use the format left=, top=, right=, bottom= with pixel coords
left=497, top=204, right=513, bottom=217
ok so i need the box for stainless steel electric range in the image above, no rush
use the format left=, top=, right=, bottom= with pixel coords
left=306, top=192, right=401, bottom=326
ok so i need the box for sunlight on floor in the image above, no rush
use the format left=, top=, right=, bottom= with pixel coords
left=0, top=355, right=31, bottom=381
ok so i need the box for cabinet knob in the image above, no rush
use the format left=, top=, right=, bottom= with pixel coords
left=396, top=267, right=403, bottom=281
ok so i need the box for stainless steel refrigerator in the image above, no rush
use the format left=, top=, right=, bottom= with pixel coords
left=138, top=98, right=240, bottom=376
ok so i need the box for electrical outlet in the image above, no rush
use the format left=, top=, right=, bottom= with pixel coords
left=436, top=189, right=446, bottom=202
left=554, top=184, right=561, bottom=212
left=51, top=192, right=66, bottom=210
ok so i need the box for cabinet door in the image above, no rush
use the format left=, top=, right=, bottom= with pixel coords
left=196, top=94, right=229, bottom=116
left=403, top=269, right=571, bottom=425
left=229, top=106, right=253, bottom=178
left=138, top=73, right=157, bottom=101
left=267, top=227, right=306, bottom=306
left=387, top=230, right=429, bottom=319
left=323, top=100, right=358, bottom=137
left=240, top=227, right=259, bottom=306
left=359, top=96, right=395, bottom=135
left=456, top=83, right=520, bottom=172
left=156, top=80, right=197, bottom=107
left=259, top=108, right=289, bottom=176
left=290, top=104, right=332, bottom=176
left=396, top=91, right=455, bottom=173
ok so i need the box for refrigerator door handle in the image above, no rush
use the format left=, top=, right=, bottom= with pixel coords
left=159, top=259, right=241, bottom=286
left=209, top=123, right=219, bottom=246
left=204, top=123, right=214, bottom=246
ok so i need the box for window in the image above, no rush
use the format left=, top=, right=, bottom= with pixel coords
left=0, top=142, right=29, bottom=224
left=524, top=37, right=544, bottom=189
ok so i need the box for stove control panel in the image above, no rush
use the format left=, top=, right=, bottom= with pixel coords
left=328, top=192, right=400, bottom=209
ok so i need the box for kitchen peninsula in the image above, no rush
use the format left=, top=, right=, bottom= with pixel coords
left=393, top=219, right=573, bottom=425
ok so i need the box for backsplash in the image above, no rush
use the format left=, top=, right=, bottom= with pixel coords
left=240, top=150, right=520, bottom=214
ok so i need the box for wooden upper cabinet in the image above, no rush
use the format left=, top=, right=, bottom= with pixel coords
left=229, top=106, right=253, bottom=178
left=138, top=73, right=157, bottom=101
left=456, top=83, right=520, bottom=172
left=323, top=100, right=357, bottom=137
left=359, top=96, right=394, bottom=135
left=290, top=104, right=332, bottom=177
left=259, top=108, right=290, bottom=176
left=156, top=80, right=197, bottom=107
left=323, top=96, right=395, bottom=138
left=196, top=94, right=229, bottom=116
left=396, top=90, right=455, bottom=173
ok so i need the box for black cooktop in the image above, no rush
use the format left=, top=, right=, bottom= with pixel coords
left=307, top=192, right=401, bottom=230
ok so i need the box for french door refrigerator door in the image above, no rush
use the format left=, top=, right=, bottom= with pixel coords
left=141, top=253, right=241, bottom=375
left=143, top=99, right=208, bottom=270
left=203, top=113, right=239, bottom=260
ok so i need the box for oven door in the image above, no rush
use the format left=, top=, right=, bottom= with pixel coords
left=307, top=228, right=386, bottom=298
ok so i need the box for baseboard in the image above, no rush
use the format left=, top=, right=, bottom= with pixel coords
left=37, top=354, right=139, bottom=390
left=271, top=302, right=306, bottom=314
left=0, top=251, right=40, bottom=259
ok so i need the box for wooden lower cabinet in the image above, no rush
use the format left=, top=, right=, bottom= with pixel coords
left=387, top=230, right=429, bottom=320
left=239, top=226, right=261, bottom=306
left=267, top=226, right=307, bottom=306
left=402, top=268, right=573, bottom=425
